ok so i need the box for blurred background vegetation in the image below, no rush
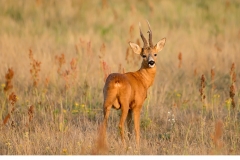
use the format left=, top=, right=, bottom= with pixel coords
left=0, top=0, right=240, bottom=155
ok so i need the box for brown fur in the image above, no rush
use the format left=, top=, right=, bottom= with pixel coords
left=102, top=22, right=166, bottom=150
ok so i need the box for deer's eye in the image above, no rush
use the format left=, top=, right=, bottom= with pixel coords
left=154, top=54, right=157, bottom=56
left=142, top=55, right=147, bottom=58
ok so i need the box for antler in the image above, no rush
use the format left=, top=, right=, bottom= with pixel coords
left=147, top=20, right=153, bottom=48
left=139, top=22, right=148, bottom=48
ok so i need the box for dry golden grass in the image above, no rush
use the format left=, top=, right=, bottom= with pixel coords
left=0, top=0, right=240, bottom=155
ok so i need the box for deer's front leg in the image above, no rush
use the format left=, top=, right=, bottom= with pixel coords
left=133, top=107, right=141, bottom=151
left=127, top=109, right=133, bottom=140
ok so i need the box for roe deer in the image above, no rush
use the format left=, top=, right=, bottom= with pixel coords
left=102, top=21, right=166, bottom=149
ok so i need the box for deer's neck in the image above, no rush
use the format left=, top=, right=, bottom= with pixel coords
left=136, top=64, right=156, bottom=89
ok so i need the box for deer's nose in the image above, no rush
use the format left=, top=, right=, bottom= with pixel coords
left=148, top=60, right=155, bottom=66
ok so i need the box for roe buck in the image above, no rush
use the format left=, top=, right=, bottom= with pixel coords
left=102, top=21, right=166, bottom=149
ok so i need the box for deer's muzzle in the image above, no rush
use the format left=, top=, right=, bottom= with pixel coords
left=148, top=56, right=155, bottom=68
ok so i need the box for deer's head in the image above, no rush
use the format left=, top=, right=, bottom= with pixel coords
left=129, top=21, right=166, bottom=68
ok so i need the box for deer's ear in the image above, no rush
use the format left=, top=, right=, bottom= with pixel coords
left=154, top=38, right=166, bottom=53
left=129, top=42, right=142, bottom=55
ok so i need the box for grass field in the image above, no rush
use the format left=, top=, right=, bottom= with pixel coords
left=0, top=0, right=240, bottom=155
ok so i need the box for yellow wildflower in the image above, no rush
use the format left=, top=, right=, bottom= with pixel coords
left=62, top=148, right=67, bottom=154
left=1, top=83, right=5, bottom=88
left=75, top=102, right=79, bottom=107
left=176, top=93, right=181, bottom=97
left=225, top=98, right=231, bottom=105
left=225, top=98, right=232, bottom=110
left=72, top=109, right=78, bottom=114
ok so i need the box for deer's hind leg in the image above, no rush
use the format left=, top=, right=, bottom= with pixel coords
left=118, top=100, right=129, bottom=147
left=103, top=87, right=118, bottom=130
left=118, top=86, right=131, bottom=147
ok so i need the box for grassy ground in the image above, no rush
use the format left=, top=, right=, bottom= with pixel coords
left=0, top=0, right=240, bottom=155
